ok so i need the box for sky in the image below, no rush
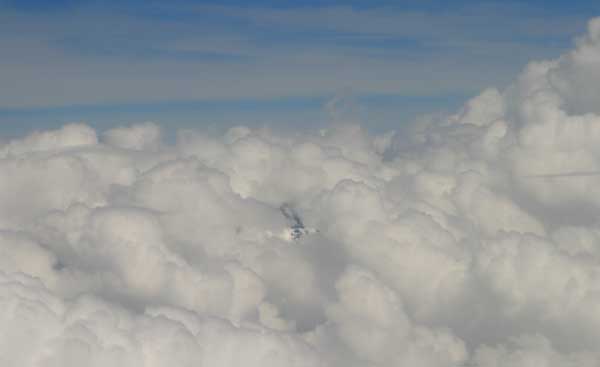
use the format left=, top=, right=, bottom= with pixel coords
left=5, top=2, right=600, bottom=366
left=2, top=0, right=599, bottom=137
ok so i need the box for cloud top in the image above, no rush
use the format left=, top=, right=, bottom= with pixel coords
left=3, top=16, right=600, bottom=367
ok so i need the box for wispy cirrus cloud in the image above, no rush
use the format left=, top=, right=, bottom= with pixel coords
left=0, top=1, right=591, bottom=112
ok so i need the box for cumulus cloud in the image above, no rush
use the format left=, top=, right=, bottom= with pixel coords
left=3, top=17, right=600, bottom=367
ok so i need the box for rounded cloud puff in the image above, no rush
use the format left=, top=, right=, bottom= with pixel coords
left=3, top=16, right=600, bottom=367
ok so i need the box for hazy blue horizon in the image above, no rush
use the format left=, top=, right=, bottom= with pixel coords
left=2, top=0, right=598, bottom=135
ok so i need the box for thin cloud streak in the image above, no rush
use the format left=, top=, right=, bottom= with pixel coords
left=524, top=171, right=600, bottom=178
left=0, top=2, right=586, bottom=110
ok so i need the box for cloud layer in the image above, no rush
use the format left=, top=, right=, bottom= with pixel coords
left=3, top=17, right=600, bottom=367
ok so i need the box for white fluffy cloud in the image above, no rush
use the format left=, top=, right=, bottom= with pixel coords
left=3, top=17, right=600, bottom=367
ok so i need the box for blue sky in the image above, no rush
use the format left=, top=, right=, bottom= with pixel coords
left=1, top=0, right=598, bottom=137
